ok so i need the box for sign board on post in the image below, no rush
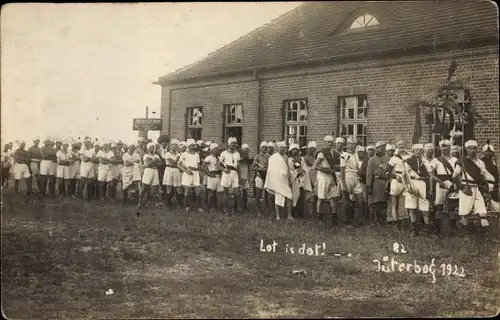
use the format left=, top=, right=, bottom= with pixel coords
left=133, top=118, right=162, bottom=131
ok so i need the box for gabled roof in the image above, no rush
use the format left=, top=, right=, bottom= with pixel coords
left=157, top=1, right=498, bottom=84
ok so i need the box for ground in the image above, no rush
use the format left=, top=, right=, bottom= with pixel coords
left=1, top=191, right=500, bottom=319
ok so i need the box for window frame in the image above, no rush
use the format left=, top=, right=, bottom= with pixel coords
left=283, top=99, right=309, bottom=148
left=186, top=106, right=203, bottom=140
left=349, top=13, right=380, bottom=30
left=338, top=94, right=368, bottom=146
left=223, top=104, right=244, bottom=144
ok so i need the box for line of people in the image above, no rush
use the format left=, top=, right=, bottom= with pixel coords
left=1, top=135, right=498, bottom=237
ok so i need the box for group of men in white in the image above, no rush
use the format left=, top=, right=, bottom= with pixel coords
left=2, top=134, right=498, bottom=236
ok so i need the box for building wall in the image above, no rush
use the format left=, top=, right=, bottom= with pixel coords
left=161, top=46, right=499, bottom=156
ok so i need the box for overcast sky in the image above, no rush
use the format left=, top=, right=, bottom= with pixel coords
left=1, top=2, right=302, bottom=145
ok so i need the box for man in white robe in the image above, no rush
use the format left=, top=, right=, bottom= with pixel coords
left=264, top=141, right=293, bottom=220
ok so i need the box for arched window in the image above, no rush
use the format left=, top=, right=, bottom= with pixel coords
left=350, top=14, right=379, bottom=29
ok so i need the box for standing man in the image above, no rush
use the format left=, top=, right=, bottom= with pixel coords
left=68, top=141, right=81, bottom=197
left=109, top=143, right=123, bottom=200
left=97, top=142, right=114, bottom=201
left=203, top=143, right=223, bottom=212
left=122, top=144, right=141, bottom=204
left=157, top=135, right=169, bottom=202
left=314, top=135, right=340, bottom=220
left=481, top=141, right=499, bottom=213
left=430, top=139, right=459, bottom=235
left=452, top=140, right=490, bottom=231
left=1, top=143, right=13, bottom=190
left=40, top=138, right=57, bottom=196
left=264, top=141, right=293, bottom=220
left=12, top=141, right=32, bottom=195
left=78, top=137, right=96, bottom=200
left=366, top=141, right=390, bottom=225
left=178, top=139, right=203, bottom=212
left=303, top=141, right=318, bottom=217
left=387, top=144, right=407, bottom=228
left=138, top=142, right=161, bottom=207
left=28, top=137, right=42, bottom=192
left=56, top=140, right=71, bottom=197
left=162, top=138, right=182, bottom=207
left=238, top=143, right=251, bottom=212
left=219, top=137, right=242, bottom=214
left=340, top=137, right=365, bottom=227
left=252, top=141, right=269, bottom=215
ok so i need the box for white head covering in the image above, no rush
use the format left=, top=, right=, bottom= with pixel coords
left=110, top=143, right=117, bottom=148
left=386, top=144, right=396, bottom=151
left=62, top=139, right=69, bottom=146
left=346, top=136, right=357, bottom=144
left=210, top=143, right=219, bottom=151
left=268, top=141, right=276, bottom=148
left=375, top=141, right=386, bottom=148
left=335, top=137, right=345, bottom=144
left=396, top=140, right=405, bottom=146
left=277, top=141, right=286, bottom=148
left=54, top=137, right=62, bottom=143
left=178, top=141, right=186, bottom=148
left=241, top=143, right=249, bottom=150
left=44, top=137, right=52, bottom=143
left=412, top=144, right=424, bottom=151
left=366, top=145, right=376, bottom=151
left=186, top=139, right=196, bottom=147
left=288, top=143, right=299, bottom=152
left=196, top=140, right=204, bottom=147
left=465, top=140, right=478, bottom=148
left=146, top=142, right=155, bottom=150
left=170, top=138, right=180, bottom=145
left=438, top=140, right=451, bottom=148
left=137, top=137, right=146, bottom=143
left=260, top=141, right=268, bottom=148
left=84, top=137, right=92, bottom=143
left=33, top=136, right=41, bottom=142
left=451, top=145, right=460, bottom=153
left=324, top=135, right=334, bottom=142
left=483, top=143, right=495, bottom=152
left=228, top=137, right=237, bottom=144
left=424, top=143, right=434, bottom=150
left=307, top=141, right=317, bottom=148
left=357, top=146, right=366, bottom=152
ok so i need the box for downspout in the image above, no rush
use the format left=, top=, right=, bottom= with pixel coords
left=254, top=68, right=261, bottom=153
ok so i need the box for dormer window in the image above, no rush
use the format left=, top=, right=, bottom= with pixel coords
left=349, top=14, right=379, bottom=29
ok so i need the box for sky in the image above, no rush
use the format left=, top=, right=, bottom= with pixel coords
left=1, top=2, right=302, bottom=145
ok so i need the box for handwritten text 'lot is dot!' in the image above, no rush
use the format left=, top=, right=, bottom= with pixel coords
left=260, top=239, right=326, bottom=256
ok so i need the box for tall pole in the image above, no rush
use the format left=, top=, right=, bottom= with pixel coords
left=139, top=105, right=148, bottom=140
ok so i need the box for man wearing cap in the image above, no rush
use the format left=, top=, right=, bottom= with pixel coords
left=78, top=137, right=96, bottom=200
left=68, top=141, right=81, bottom=197
left=238, top=143, right=252, bottom=212
left=429, top=139, right=459, bottom=235
left=218, top=137, right=242, bottom=213
left=314, top=135, right=341, bottom=220
left=288, top=143, right=312, bottom=218
left=162, top=138, right=182, bottom=207
left=1, top=143, right=13, bottom=190
left=40, top=138, right=57, bottom=196
left=339, top=137, right=365, bottom=227
left=481, top=141, right=499, bottom=213
left=387, top=144, right=406, bottom=227
left=403, top=144, right=444, bottom=235
left=96, top=142, right=115, bottom=201
left=137, top=142, right=161, bottom=207
left=156, top=135, right=169, bottom=200
left=366, top=141, right=390, bottom=224
left=12, top=141, right=32, bottom=195
left=121, top=144, right=140, bottom=204
left=303, top=141, right=318, bottom=216
left=56, top=140, right=71, bottom=197
left=178, top=139, right=203, bottom=212
left=264, top=141, right=293, bottom=220
left=451, top=145, right=461, bottom=159
left=252, top=141, right=269, bottom=214
left=452, top=140, right=490, bottom=231
left=108, top=143, right=123, bottom=200
left=202, top=143, right=223, bottom=212
left=27, top=137, right=42, bottom=192
left=358, top=145, right=372, bottom=201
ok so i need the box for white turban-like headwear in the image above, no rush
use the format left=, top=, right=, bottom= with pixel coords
left=439, top=140, right=451, bottom=147
left=186, top=139, right=196, bottom=147
left=451, top=145, right=460, bottom=153
left=335, top=137, right=345, bottom=144
left=267, top=141, right=276, bottom=148
left=424, top=143, right=434, bottom=150
left=241, top=143, right=249, bottom=150
left=277, top=141, right=286, bottom=148
left=228, top=137, right=237, bottom=144
left=324, top=135, right=334, bottom=142
left=375, top=141, right=386, bottom=148
left=170, top=138, right=180, bottom=145
left=347, top=136, right=357, bottom=144
left=288, top=143, right=299, bottom=152
left=146, top=142, right=155, bottom=149
left=412, top=144, right=424, bottom=151
left=366, top=145, right=376, bottom=151
left=196, top=140, right=204, bottom=146
left=84, top=137, right=92, bottom=143
left=260, top=141, right=268, bottom=148
left=465, top=140, right=478, bottom=148
left=357, top=146, right=366, bottom=152
left=386, top=144, right=396, bottom=151
left=178, top=141, right=186, bottom=148
left=33, top=136, right=40, bottom=142
left=210, top=143, right=219, bottom=151
left=307, top=141, right=317, bottom=148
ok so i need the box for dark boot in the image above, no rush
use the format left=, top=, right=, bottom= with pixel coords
left=26, top=177, right=33, bottom=195
left=78, top=178, right=86, bottom=198
left=13, top=180, right=19, bottom=194
left=58, top=179, right=66, bottom=197
left=39, top=175, right=48, bottom=195
left=410, top=222, right=420, bottom=236
left=122, top=189, right=128, bottom=205
left=48, top=176, right=56, bottom=196
left=242, top=189, right=249, bottom=212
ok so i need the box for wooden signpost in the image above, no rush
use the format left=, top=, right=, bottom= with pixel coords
left=133, top=106, right=162, bottom=140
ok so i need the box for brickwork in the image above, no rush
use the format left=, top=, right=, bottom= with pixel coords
left=161, top=47, right=499, bottom=157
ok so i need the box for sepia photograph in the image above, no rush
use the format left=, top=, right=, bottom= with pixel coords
left=1, top=1, right=499, bottom=318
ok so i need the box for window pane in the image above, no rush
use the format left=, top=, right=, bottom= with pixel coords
left=348, top=124, right=354, bottom=135
left=288, top=126, right=296, bottom=135
left=299, top=100, right=308, bottom=121
left=357, top=124, right=364, bottom=135
left=341, top=125, right=347, bottom=135
left=298, top=136, right=307, bottom=149
left=191, top=107, right=203, bottom=126
left=299, top=125, right=307, bottom=136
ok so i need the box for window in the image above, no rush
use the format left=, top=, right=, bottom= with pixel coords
left=224, top=104, right=243, bottom=145
left=339, top=95, right=368, bottom=146
left=284, top=99, right=308, bottom=148
left=186, top=107, right=203, bottom=141
left=350, top=14, right=379, bottom=29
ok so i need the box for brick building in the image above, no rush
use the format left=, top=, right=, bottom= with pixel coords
left=155, top=1, right=499, bottom=156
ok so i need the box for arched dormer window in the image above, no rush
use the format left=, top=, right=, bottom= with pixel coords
left=349, top=14, right=379, bottom=29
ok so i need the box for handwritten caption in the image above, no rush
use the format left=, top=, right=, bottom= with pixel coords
left=373, top=242, right=466, bottom=283
left=260, top=239, right=326, bottom=256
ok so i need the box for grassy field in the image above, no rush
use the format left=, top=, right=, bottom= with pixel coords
left=1, top=190, right=500, bottom=319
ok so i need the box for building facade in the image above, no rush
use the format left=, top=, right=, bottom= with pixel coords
left=155, top=1, right=499, bottom=156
